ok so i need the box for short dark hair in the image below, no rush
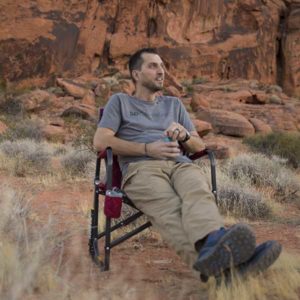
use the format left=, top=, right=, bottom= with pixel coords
left=128, top=48, right=158, bottom=82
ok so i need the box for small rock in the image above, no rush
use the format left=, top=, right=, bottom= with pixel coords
left=82, top=90, right=96, bottom=106
left=49, top=118, right=65, bottom=127
left=249, top=80, right=259, bottom=90
left=268, top=94, right=282, bottom=104
left=0, top=120, right=8, bottom=134
left=42, top=124, right=65, bottom=142
left=266, top=85, right=283, bottom=94
left=94, top=82, right=111, bottom=99
left=165, top=85, right=181, bottom=97
left=118, top=79, right=135, bottom=95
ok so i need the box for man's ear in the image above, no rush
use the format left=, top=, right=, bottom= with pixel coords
left=132, top=70, right=139, bottom=82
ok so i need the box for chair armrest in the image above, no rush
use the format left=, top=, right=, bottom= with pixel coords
left=189, top=149, right=218, bottom=203
left=105, top=147, right=113, bottom=190
left=188, top=149, right=208, bottom=160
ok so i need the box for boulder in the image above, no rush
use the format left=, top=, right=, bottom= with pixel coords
left=190, top=93, right=210, bottom=112
left=204, top=142, right=230, bottom=159
left=56, top=78, right=88, bottom=98
left=246, top=91, right=269, bottom=105
left=249, top=118, right=272, bottom=134
left=196, top=108, right=255, bottom=137
left=192, top=119, right=212, bottom=137
left=61, top=104, right=97, bottom=121
left=42, top=124, right=65, bottom=142
left=19, top=89, right=54, bottom=112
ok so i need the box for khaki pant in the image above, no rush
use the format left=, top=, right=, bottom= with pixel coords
left=122, top=160, right=223, bottom=268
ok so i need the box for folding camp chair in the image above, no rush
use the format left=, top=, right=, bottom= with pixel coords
left=89, top=108, right=218, bottom=271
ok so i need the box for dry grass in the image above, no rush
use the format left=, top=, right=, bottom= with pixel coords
left=210, top=251, right=300, bottom=300
left=0, top=185, right=65, bottom=300
left=0, top=139, right=52, bottom=176
left=60, top=149, right=96, bottom=176
left=0, top=135, right=299, bottom=299
left=223, top=153, right=300, bottom=203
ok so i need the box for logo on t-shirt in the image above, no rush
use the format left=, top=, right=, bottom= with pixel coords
left=130, top=111, right=140, bottom=116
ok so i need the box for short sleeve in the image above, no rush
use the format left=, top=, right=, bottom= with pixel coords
left=98, top=94, right=122, bottom=133
left=177, top=99, right=195, bottom=132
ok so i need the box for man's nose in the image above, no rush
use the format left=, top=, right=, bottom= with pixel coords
left=157, top=66, right=164, bottom=74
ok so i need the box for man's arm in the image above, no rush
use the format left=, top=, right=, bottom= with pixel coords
left=181, top=131, right=206, bottom=153
left=164, top=122, right=205, bottom=153
left=93, top=127, right=181, bottom=159
left=93, top=127, right=145, bottom=155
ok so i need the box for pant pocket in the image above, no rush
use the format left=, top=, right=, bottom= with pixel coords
left=121, top=168, right=138, bottom=189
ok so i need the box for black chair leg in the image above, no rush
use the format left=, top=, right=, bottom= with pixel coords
left=104, top=217, right=111, bottom=271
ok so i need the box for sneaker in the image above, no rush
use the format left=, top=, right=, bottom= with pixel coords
left=236, top=240, right=282, bottom=276
left=194, top=223, right=256, bottom=277
left=213, top=240, right=282, bottom=286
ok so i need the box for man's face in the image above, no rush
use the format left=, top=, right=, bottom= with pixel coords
left=134, top=53, right=165, bottom=92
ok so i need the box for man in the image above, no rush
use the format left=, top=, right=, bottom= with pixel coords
left=93, top=48, right=281, bottom=281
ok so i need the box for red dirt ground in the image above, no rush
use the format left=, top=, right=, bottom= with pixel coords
left=5, top=175, right=300, bottom=299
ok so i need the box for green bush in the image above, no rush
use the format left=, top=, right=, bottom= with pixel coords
left=243, top=132, right=300, bottom=168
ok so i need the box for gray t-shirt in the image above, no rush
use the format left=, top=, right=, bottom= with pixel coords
left=98, top=93, right=195, bottom=174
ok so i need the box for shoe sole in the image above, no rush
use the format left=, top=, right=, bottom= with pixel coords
left=194, top=224, right=256, bottom=277
left=214, top=240, right=282, bottom=286
left=238, top=240, right=282, bottom=276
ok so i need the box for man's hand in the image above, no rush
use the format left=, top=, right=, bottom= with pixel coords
left=146, top=140, right=180, bottom=159
left=164, top=122, right=188, bottom=141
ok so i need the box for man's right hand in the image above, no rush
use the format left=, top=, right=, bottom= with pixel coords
left=145, top=140, right=181, bottom=159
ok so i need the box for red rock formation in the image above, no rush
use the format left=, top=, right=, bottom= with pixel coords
left=0, top=0, right=300, bottom=97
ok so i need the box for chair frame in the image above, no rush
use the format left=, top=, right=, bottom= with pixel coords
left=89, top=146, right=218, bottom=271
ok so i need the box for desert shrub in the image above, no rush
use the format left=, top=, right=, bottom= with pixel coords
left=218, top=184, right=271, bottom=219
left=71, top=121, right=97, bottom=151
left=225, top=153, right=300, bottom=202
left=0, top=185, right=63, bottom=299
left=244, top=132, right=300, bottom=168
left=60, top=149, right=95, bottom=176
left=1, top=119, right=44, bottom=142
left=0, top=96, right=24, bottom=116
left=0, top=139, right=51, bottom=176
left=189, top=161, right=272, bottom=219
left=192, top=77, right=208, bottom=84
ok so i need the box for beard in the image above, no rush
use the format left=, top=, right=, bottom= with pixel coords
left=142, top=80, right=164, bottom=92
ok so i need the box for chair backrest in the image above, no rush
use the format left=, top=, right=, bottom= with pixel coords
left=98, top=108, right=122, bottom=189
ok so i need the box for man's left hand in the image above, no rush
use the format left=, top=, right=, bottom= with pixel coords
left=165, top=122, right=187, bottom=142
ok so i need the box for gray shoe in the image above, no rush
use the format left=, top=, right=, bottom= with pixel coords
left=213, top=240, right=282, bottom=286
left=194, top=223, right=256, bottom=277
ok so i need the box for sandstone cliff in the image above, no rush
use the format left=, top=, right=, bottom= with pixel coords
left=0, top=0, right=299, bottom=97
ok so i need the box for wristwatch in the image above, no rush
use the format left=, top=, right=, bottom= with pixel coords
left=181, top=131, right=191, bottom=143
